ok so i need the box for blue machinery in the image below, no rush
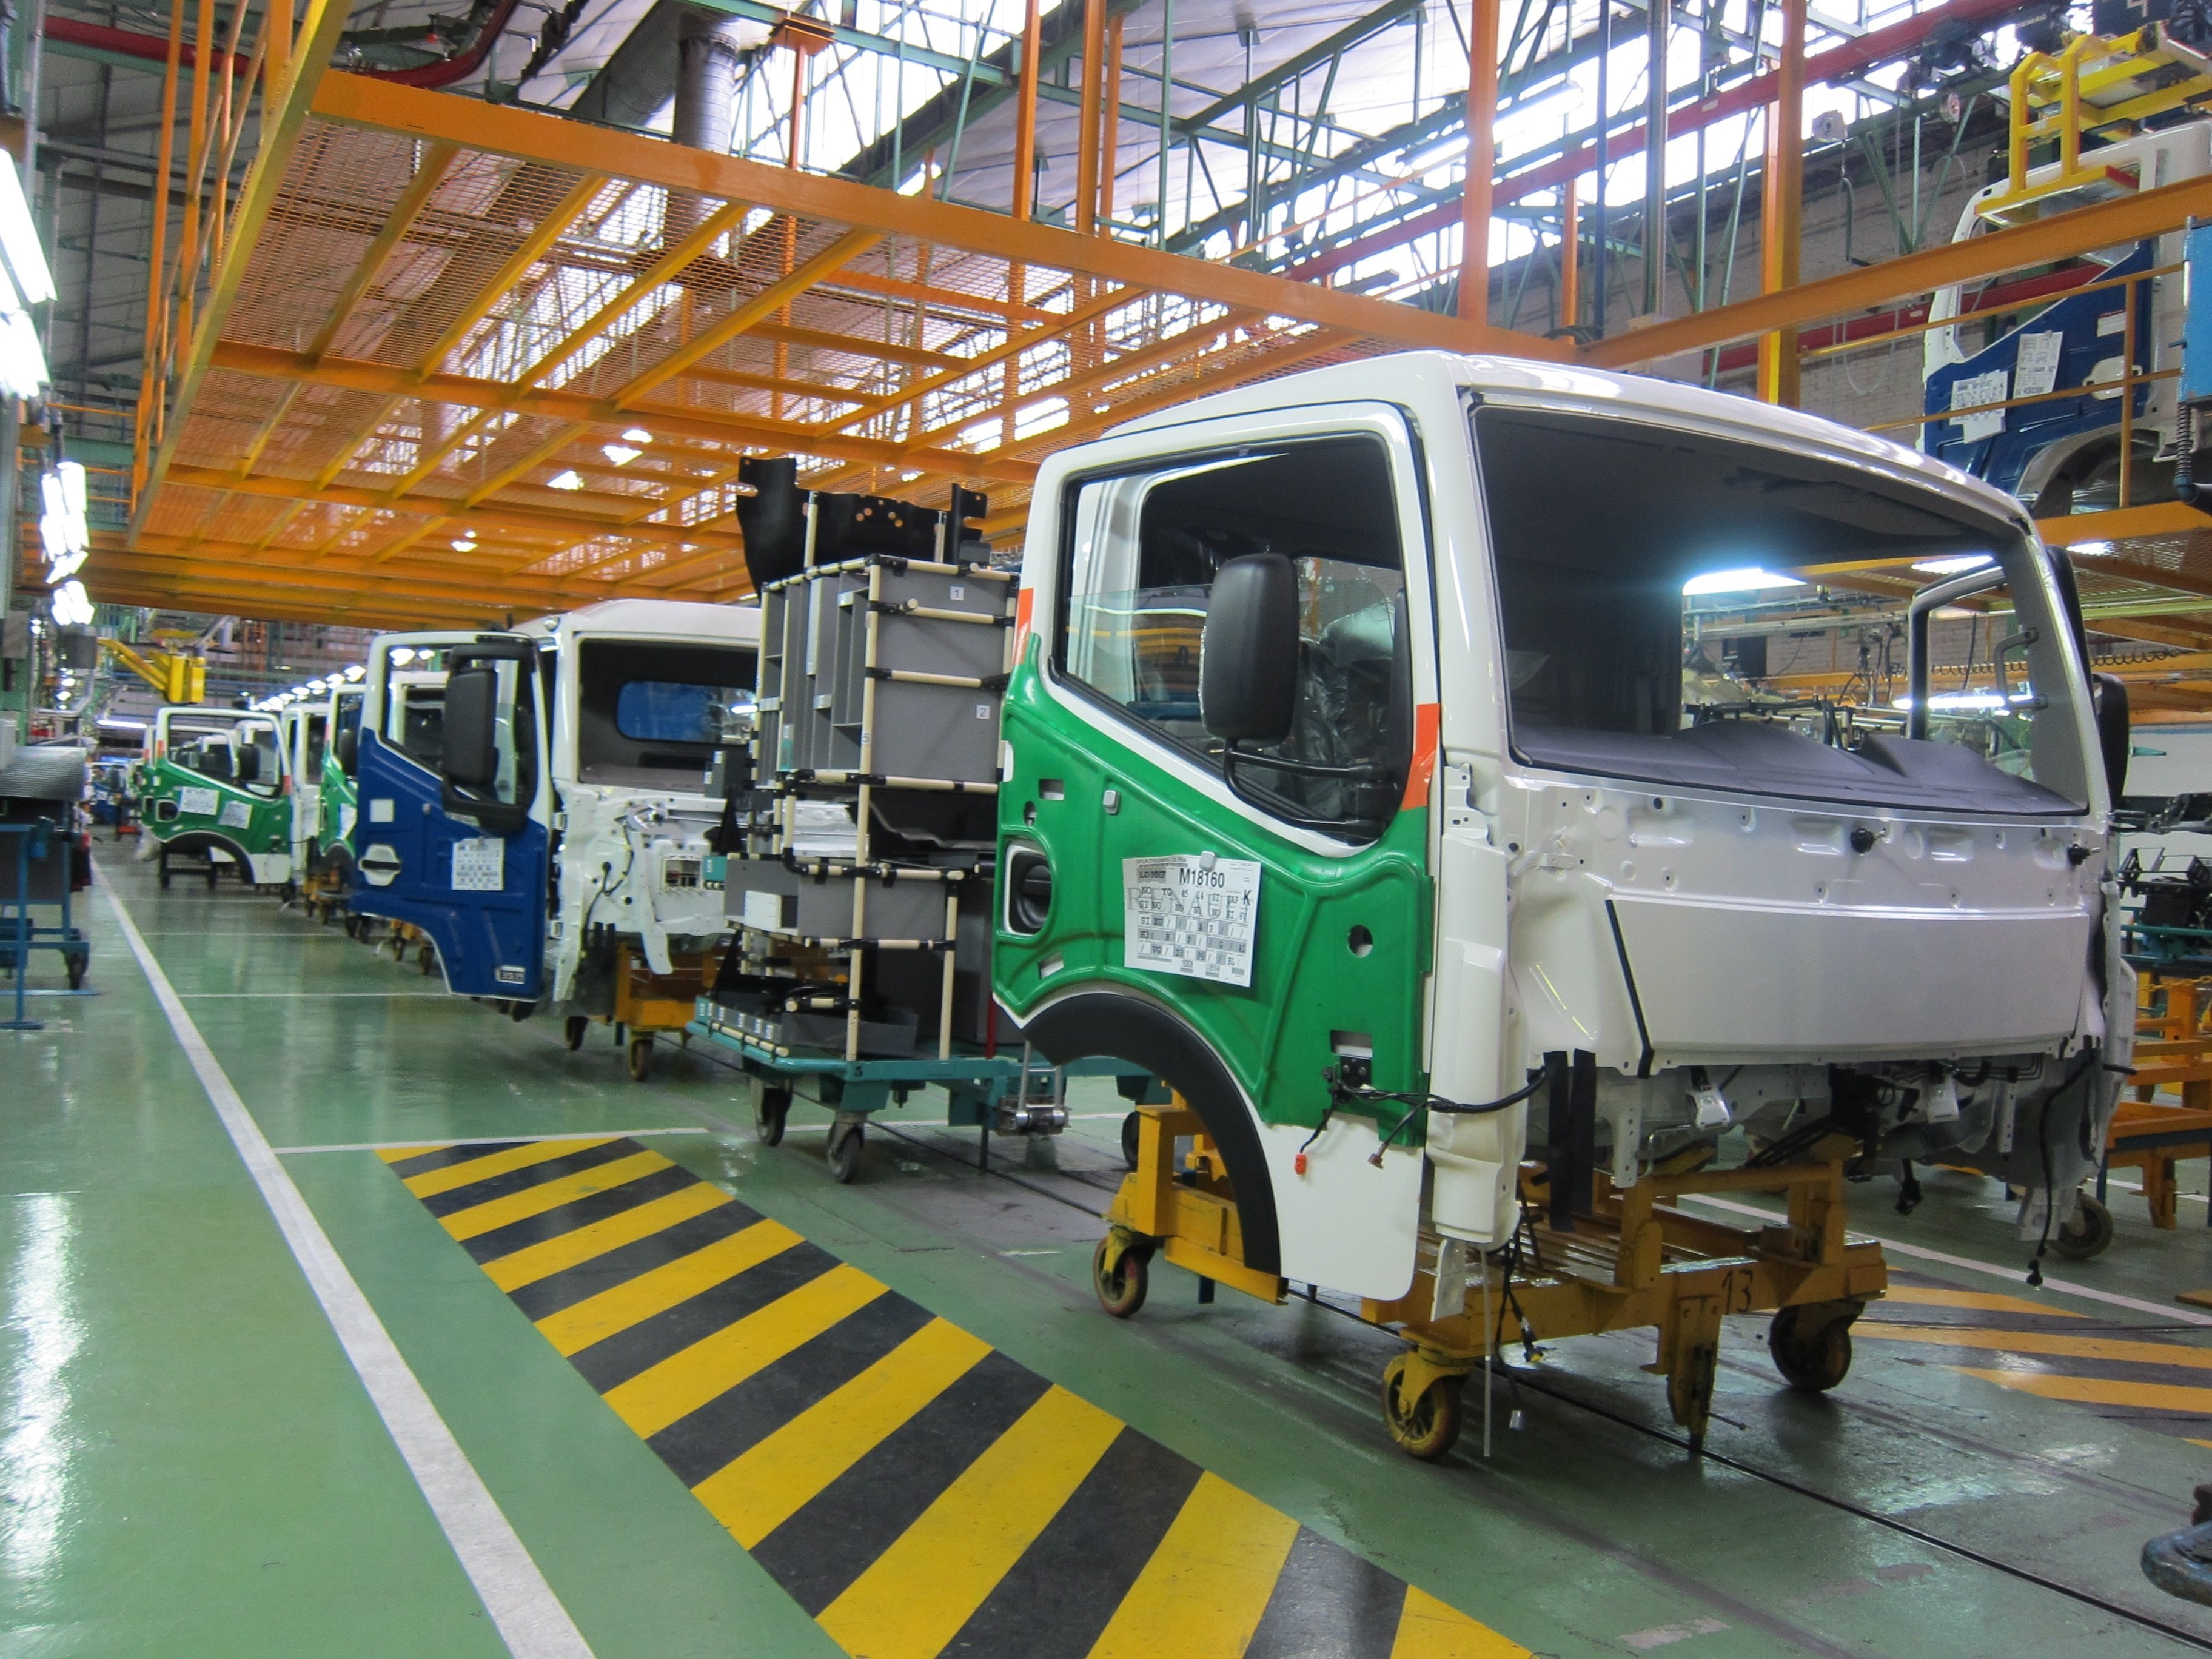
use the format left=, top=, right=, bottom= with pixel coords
left=0, top=821, right=90, bottom=1032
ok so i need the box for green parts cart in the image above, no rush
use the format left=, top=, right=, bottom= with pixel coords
left=133, top=705, right=294, bottom=890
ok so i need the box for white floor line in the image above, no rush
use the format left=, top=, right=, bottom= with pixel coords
left=278, top=1127, right=711, bottom=1155
left=99, top=868, right=596, bottom=1658
left=1676, top=1191, right=2212, bottom=1327
left=181, top=991, right=452, bottom=999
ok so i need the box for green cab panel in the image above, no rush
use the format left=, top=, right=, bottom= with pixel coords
left=992, top=642, right=1432, bottom=1135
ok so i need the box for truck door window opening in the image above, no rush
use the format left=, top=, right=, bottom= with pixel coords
left=1475, top=405, right=2090, bottom=813
left=1056, top=434, right=1410, bottom=840
left=578, top=640, right=757, bottom=786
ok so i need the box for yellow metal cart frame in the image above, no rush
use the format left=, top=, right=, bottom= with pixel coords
left=563, top=941, right=710, bottom=1082
left=1094, top=1103, right=1888, bottom=1456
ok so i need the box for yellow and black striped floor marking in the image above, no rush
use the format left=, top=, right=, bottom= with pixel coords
left=1858, top=1273, right=2212, bottom=1440
left=379, top=1134, right=1523, bottom=1659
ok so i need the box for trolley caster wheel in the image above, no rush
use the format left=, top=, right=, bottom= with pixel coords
left=418, top=943, right=436, bottom=977
left=1091, top=1235, right=1151, bottom=1318
left=64, top=952, right=87, bottom=990
left=1121, top=1111, right=1141, bottom=1171
left=1381, top=1352, right=1463, bottom=1461
left=205, top=864, right=220, bottom=891
left=751, top=1080, right=791, bottom=1146
left=626, top=1034, right=654, bottom=1082
left=826, top=1121, right=865, bottom=1184
left=158, top=860, right=171, bottom=890
left=1768, top=1302, right=1856, bottom=1392
left=2051, top=1192, right=2114, bottom=1261
left=564, top=1016, right=588, bottom=1051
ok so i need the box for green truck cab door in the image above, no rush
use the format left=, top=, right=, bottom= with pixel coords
left=995, top=401, right=1441, bottom=1301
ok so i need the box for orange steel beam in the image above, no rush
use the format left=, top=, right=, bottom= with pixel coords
left=208, top=340, right=1040, bottom=481
left=514, top=200, right=751, bottom=388
left=414, top=172, right=607, bottom=378
left=610, top=228, right=884, bottom=407
left=309, top=74, right=1567, bottom=360
left=1460, top=0, right=1500, bottom=326
left=1757, top=0, right=1806, bottom=405
left=112, top=541, right=633, bottom=605
left=307, top=141, right=460, bottom=361
left=133, top=0, right=186, bottom=502
left=162, top=461, right=748, bottom=549
left=1583, top=158, right=2212, bottom=372
left=1076, top=0, right=1105, bottom=236
left=87, top=579, right=497, bottom=630
left=133, top=0, right=352, bottom=533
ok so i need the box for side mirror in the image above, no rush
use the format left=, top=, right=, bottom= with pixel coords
left=233, top=745, right=261, bottom=785
left=333, top=728, right=357, bottom=774
left=442, top=665, right=500, bottom=793
left=1201, top=554, right=1299, bottom=743
left=2094, top=671, right=2131, bottom=803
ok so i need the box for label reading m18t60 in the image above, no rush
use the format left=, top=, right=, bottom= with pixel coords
left=1123, top=854, right=1260, bottom=988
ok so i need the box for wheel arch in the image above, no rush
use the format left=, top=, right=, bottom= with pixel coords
left=1017, top=988, right=1281, bottom=1275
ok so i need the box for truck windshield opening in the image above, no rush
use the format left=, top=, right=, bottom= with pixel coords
left=1474, top=404, right=2090, bottom=814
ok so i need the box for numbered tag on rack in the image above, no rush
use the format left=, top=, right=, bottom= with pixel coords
left=1122, top=853, right=1261, bottom=987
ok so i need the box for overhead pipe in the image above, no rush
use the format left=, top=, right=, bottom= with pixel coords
left=42, top=1, right=523, bottom=89
left=664, top=7, right=766, bottom=243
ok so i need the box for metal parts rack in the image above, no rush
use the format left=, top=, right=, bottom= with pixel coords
left=1094, top=1103, right=1889, bottom=1456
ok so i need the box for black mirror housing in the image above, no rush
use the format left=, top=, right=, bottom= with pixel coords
left=442, top=665, right=500, bottom=793
left=232, top=744, right=261, bottom=785
left=2094, top=671, right=2131, bottom=802
left=1201, top=553, right=1299, bottom=743
left=333, top=728, right=358, bottom=774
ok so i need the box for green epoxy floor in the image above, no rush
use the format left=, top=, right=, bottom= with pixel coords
left=9, top=850, right=2212, bottom=1656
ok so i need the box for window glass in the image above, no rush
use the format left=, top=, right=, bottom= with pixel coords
left=1475, top=404, right=2089, bottom=812
left=578, top=640, right=755, bottom=785
left=388, top=681, right=446, bottom=769
left=616, top=680, right=738, bottom=745
left=1057, top=434, right=1410, bottom=836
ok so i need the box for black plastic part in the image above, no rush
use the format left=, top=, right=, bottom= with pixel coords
left=1019, top=992, right=1282, bottom=1275
left=1544, top=1051, right=1598, bottom=1233
left=1003, top=846, right=1052, bottom=935
left=1199, top=553, right=1300, bottom=743
left=735, top=456, right=805, bottom=585
left=2094, top=671, right=2132, bottom=802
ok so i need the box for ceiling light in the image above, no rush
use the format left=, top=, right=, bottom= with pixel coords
left=1682, top=567, right=1807, bottom=595
left=344, top=664, right=364, bottom=680
left=49, top=579, right=92, bottom=627
left=1912, top=553, right=1994, bottom=575
left=2068, top=540, right=2113, bottom=557
left=548, top=469, right=585, bottom=491
left=0, top=304, right=47, bottom=397
left=0, top=163, right=53, bottom=305
left=602, top=445, right=641, bottom=466
left=452, top=535, right=478, bottom=552
left=391, top=646, right=415, bottom=666
left=621, top=427, right=651, bottom=444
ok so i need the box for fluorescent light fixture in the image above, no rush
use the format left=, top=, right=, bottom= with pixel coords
left=1913, top=552, right=1994, bottom=575
left=391, top=647, right=416, bottom=666
left=49, top=580, right=92, bottom=627
left=1401, top=135, right=1467, bottom=173
left=2068, top=540, right=2114, bottom=557
left=344, top=664, right=365, bottom=680
left=1683, top=567, right=1807, bottom=595
left=602, top=444, right=641, bottom=466
left=0, top=163, right=53, bottom=305
left=621, top=427, right=652, bottom=444
left=548, top=469, right=585, bottom=491
left=98, top=717, right=146, bottom=730
left=452, top=535, right=478, bottom=552
left=0, top=303, right=47, bottom=397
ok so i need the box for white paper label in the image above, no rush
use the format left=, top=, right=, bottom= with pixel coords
left=2098, top=308, right=2127, bottom=336
left=1124, top=854, right=1261, bottom=987
left=369, top=797, right=395, bottom=823
left=452, top=837, right=504, bottom=892
left=1952, top=369, right=2008, bottom=443
left=742, top=889, right=790, bottom=930
left=340, top=803, right=357, bottom=839
left=2014, top=331, right=2063, bottom=400
left=218, top=798, right=253, bottom=829
left=176, top=786, right=220, bottom=817
left=948, top=585, right=965, bottom=600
